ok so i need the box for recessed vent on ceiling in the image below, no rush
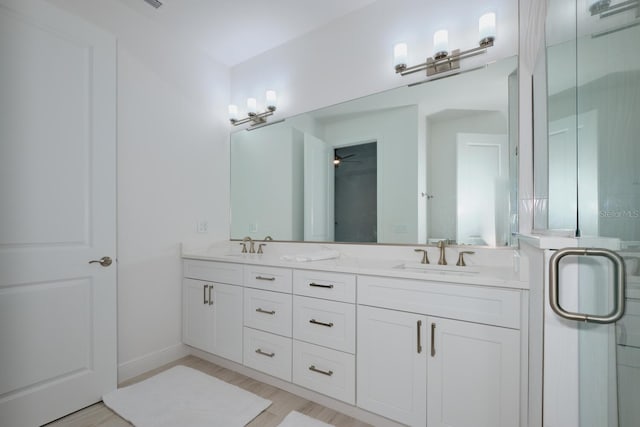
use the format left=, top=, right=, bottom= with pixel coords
left=143, top=0, right=163, bottom=9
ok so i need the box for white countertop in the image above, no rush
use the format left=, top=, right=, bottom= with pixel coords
left=181, top=245, right=528, bottom=290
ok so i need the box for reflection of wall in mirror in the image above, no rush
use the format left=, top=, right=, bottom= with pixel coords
left=427, top=110, right=508, bottom=244
left=230, top=123, right=304, bottom=240
left=322, top=106, right=419, bottom=244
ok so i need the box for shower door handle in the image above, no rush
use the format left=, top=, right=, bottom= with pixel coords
left=549, top=247, right=626, bottom=324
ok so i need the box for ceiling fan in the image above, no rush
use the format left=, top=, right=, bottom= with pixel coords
left=333, top=152, right=360, bottom=168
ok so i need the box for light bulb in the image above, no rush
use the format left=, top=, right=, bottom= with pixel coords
left=393, top=43, right=408, bottom=70
left=433, top=30, right=449, bottom=59
left=265, top=90, right=277, bottom=110
left=247, top=98, right=257, bottom=115
left=228, top=104, right=238, bottom=121
left=479, top=12, right=496, bottom=46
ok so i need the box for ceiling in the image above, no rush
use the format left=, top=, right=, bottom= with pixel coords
left=116, top=0, right=379, bottom=66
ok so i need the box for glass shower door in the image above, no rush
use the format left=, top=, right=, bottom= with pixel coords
left=575, top=1, right=640, bottom=426
left=543, top=1, right=640, bottom=426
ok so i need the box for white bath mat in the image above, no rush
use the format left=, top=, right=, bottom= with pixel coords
left=277, top=411, right=335, bottom=427
left=103, top=365, right=271, bottom=427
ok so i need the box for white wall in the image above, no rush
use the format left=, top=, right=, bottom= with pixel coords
left=230, top=124, right=304, bottom=240
left=47, top=0, right=230, bottom=380
left=427, top=111, right=508, bottom=241
left=322, top=106, right=419, bottom=243
left=230, top=0, right=518, bottom=121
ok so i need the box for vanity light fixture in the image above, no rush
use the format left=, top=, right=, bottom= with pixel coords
left=229, top=90, right=277, bottom=126
left=394, top=12, right=496, bottom=77
left=589, top=0, right=639, bottom=17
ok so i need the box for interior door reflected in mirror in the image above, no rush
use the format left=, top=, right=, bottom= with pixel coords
left=230, top=55, right=518, bottom=246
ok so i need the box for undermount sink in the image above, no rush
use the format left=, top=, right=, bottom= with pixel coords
left=395, top=263, right=480, bottom=274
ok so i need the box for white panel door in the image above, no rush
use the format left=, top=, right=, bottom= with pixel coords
left=427, top=317, right=520, bottom=427
left=456, top=133, right=508, bottom=246
left=304, top=133, right=334, bottom=241
left=357, top=305, right=427, bottom=427
left=0, top=0, right=117, bottom=426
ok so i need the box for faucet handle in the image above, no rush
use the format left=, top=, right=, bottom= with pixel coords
left=257, top=243, right=267, bottom=254
left=240, top=242, right=248, bottom=253
left=456, top=251, right=475, bottom=267
left=414, top=248, right=430, bottom=264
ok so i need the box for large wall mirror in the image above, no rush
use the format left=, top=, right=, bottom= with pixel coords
left=231, top=55, right=518, bottom=246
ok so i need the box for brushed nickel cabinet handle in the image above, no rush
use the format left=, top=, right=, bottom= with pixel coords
left=88, top=256, right=112, bottom=267
left=203, top=284, right=208, bottom=305
left=309, top=365, right=333, bottom=376
left=309, top=319, right=334, bottom=328
left=208, top=285, right=213, bottom=305
left=256, top=276, right=276, bottom=281
left=431, top=322, right=436, bottom=357
left=309, top=282, right=334, bottom=289
left=255, top=348, right=275, bottom=358
left=417, top=320, right=422, bottom=354
left=256, top=308, right=276, bottom=315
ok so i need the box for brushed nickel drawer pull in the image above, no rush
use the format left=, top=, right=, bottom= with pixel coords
left=309, top=282, right=334, bottom=289
left=256, top=276, right=276, bottom=281
left=203, top=284, right=208, bottom=305
left=309, top=365, right=334, bottom=376
left=417, top=320, right=423, bottom=354
left=256, top=308, right=276, bottom=315
left=255, top=348, right=275, bottom=358
left=309, top=319, right=334, bottom=328
left=208, top=285, right=213, bottom=305
left=431, top=322, right=436, bottom=357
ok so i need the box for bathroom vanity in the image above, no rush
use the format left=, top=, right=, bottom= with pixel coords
left=181, top=245, right=528, bottom=427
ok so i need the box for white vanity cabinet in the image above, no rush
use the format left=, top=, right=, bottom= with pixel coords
left=291, top=270, right=357, bottom=404
left=242, top=265, right=293, bottom=382
left=357, top=305, right=428, bottom=426
left=357, top=275, right=522, bottom=427
left=426, top=317, right=520, bottom=427
left=182, top=260, right=243, bottom=363
left=181, top=256, right=527, bottom=427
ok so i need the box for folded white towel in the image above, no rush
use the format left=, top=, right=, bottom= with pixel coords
left=280, top=250, right=340, bottom=262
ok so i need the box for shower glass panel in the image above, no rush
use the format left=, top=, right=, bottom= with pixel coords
left=543, top=1, right=640, bottom=426
left=576, top=3, right=640, bottom=426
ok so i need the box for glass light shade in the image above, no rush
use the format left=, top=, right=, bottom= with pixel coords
left=393, top=43, right=408, bottom=68
left=265, top=90, right=277, bottom=109
left=247, top=97, right=257, bottom=114
left=433, top=30, right=449, bottom=56
left=479, top=12, right=496, bottom=43
left=228, top=104, right=238, bottom=120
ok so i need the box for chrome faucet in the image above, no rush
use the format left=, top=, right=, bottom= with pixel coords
left=242, top=236, right=255, bottom=254
left=437, top=240, right=447, bottom=265
left=263, top=235, right=273, bottom=241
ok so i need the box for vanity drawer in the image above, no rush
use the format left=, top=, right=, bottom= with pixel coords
left=293, top=296, right=356, bottom=353
left=243, top=327, right=292, bottom=382
left=183, top=259, right=243, bottom=285
left=292, top=340, right=355, bottom=405
left=358, top=275, right=521, bottom=329
left=244, top=265, right=292, bottom=293
left=244, top=288, right=292, bottom=337
left=293, top=270, right=356, bottom=303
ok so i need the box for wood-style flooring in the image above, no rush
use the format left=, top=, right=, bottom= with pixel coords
left=44, top=355, right=373, bottom=427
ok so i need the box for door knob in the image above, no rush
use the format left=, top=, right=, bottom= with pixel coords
left=89, top=256, right=113, bottom=267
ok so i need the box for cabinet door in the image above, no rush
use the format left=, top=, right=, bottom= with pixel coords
left=182, top=278, right=212, bottom=351
left=210, top=282, right=244, bottom=363
left=427, top=317, right=520, bottom=427
left=357, top=306, right=427, bottom=427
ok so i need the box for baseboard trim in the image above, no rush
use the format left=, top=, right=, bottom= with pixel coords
left=118, top=343, right=190, bottom=383
left=189, top=347, right=404, bottom=427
